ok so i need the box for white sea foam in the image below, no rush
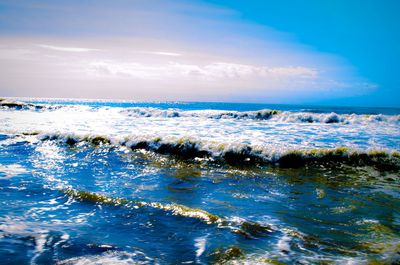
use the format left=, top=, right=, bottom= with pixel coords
left=194, top=235, right=207, bottom=258
left=57, top=250, right=155, bottom=265
left=0, top=164, right=28, bottom=179
left=0, top=104, right=399, bottom=162
left=1, top=99, right=399, bottom=125
left=277, top=234, right=291, bottom=253
left=2, top=131, right=391, bottom=169
left=120, top=107, right=400, bottom=124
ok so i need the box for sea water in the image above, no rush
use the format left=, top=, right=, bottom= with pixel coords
left=0, top=98, right=399, bottom=264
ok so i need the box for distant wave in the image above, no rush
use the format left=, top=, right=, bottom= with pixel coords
left=121, top=107, right=400, bottom=124
left=0, top=98, right=63, bottom=111
left=121, top=107, right=280, bottom=120
left=16, top=132, right=397, bottom=170
left=0, top=98, right=45, bottom=110
left=2, top=98, right=399, bottom=124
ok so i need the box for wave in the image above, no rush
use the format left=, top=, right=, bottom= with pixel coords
left=0, top=98, right=45, bottom=110
left=31, top=132, right=400, bottom=170
left=2, top=98, right=399, bottom=124
left=0, top=98, right=66, bottom=111
left=64, top=187, right=373, bottom=256
left=271, top=111, right=400, bottom=124
left=64, top=188, right=221, bottom=224
left=58, top=251, right=153, bottom=265
left=63, top=188, right=274, bottom=238
left=121, top=107, right=281, bottom=120
left=120, top=107, right=400, bottom=124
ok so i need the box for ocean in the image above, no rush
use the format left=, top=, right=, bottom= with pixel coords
left=0, top=98, right=399, bottom=264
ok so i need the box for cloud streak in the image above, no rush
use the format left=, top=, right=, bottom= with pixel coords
left=37, top=44, right=100, bottom=52
left=144, top=51, right=182, bottom=57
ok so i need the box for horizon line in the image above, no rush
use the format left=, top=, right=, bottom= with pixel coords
left=2, top=96, right=400, bottom=110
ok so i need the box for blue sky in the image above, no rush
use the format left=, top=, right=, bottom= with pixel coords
left=204, top=0, right=400, bottom=107
left=0, top=0, right=398, bottom=107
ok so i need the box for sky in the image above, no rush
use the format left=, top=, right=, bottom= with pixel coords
left=0, top=0, right=399, bottom=107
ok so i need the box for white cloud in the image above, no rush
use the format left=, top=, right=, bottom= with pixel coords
left=145, top=51, right=182, bottom=57
left=37, top=44, right=100, bottom=52
left=87, top=61, right=162, bottom=79
left=267, top=66, right=318, bottom=77
left=86, top=60, right=318, bottom=81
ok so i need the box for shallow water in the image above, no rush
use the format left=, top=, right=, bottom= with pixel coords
left=0, top=99, right=399, bottom=264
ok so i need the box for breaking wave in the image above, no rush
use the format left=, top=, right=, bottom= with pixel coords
left=0, top=98, right=64, bottom=111
left=121, top=107, right=400, bottom=124
left=121, top=108, right=280, bottom=120
left=0, top=98, right=45, bottom=110
left=24, top=132, right=400, bottom=169
left=58, top=251, right=154, bottom=265
left=1, top=98, right=399, bottom=124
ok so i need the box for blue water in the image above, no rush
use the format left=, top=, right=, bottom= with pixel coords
left=20, top=98, right=400, bottom=115
left=0, top=99, right=399, bottom=264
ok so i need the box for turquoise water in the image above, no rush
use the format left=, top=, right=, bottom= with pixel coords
left=18, top=98, right=400, bottom=115
left=0, top=98, right=399, bottom=264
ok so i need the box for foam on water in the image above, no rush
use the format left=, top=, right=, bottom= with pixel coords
left=0, top=164, right=28, bottom=179
left=1, top=98, right=399, bottom=264
left=28, top=132, right=400, bottom=169
left=121, top=106, right=400, bottom=124
left=0, top=99, right=399, bottom=166
left=58, top=251, right=156, bottom=265
left=2, top=97, right=400, bottom=124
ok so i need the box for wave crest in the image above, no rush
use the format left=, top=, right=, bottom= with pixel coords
left=120, top=107, right=400, bottom=124
left=0, top=98, right=44, bottom=111
left=2, top=98, right=399, bottom=124
left=63, top=188, right=275, bottom=238
left=34, top=132, right=400, bottom=170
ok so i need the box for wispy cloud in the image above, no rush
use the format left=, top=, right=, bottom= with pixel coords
left=37, top=44, right=100, bottom=52
left=144, top=51, right=182, bottom=57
